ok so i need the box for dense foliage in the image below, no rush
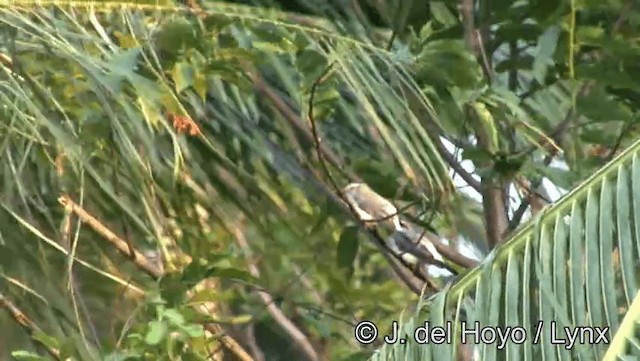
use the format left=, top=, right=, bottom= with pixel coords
left=0, top=0, right=639, bottom=360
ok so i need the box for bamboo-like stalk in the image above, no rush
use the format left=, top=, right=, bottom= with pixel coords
left=57, top=195, right=254, bottom=361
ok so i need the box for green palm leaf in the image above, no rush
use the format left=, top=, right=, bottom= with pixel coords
left=372, top=136, right=640, bottom=360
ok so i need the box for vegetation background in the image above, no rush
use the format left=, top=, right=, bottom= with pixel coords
left=0, top=0, right=639, bottom=360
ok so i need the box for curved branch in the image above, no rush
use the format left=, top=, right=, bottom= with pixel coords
left=58, top=196, right=255, bottom=361
left=422, top=118, right=482, bottom=193
left=251, top=72, right=360, bottom=183
left=0, top=293, right=62, bottom=360
left=58, top=195, right=163, bottom=279
left=305, top=62, right=438, bottom=295
left=232, top=226, right=320, bottom=361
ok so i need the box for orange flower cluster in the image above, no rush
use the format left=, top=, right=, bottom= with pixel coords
left=168, top=112, right=201, bottom=136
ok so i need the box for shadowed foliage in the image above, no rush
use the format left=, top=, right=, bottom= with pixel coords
left=0, top=0, right=639, bottom=360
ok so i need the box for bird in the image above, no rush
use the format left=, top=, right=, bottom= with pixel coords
left=389, top=229, right=458, bottom=276
left=343, top=182, right=403, bottom=231
left=342, top=182, right=455, bottom=275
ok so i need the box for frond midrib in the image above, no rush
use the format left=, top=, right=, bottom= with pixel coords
left=448, top=136, right=640, bottom=300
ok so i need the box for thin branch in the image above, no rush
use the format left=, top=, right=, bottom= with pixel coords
left=306, top=62, right=435, bottom=295
left=459, top=0, right=476, bottom=55
left=203, top=323, right=255, bottom=361
left=244, top=323, right=266, bottom=361
left=386, top=30, right=397, bottom=51
left=506, top=108, right=576, bottom=231
left=436, top=136, right=482, bottom=192
left=251, top=72, right=361, bottom=183
left=423, top=119, right=482, bottom=192
left=0, top=293, right=63, bottom=360
left=58, top=195, right=163, bottom=279
left=232, top=226, right=320, bottom=361
left=475, top=30, right=493, bottom=82
left=292, top=302, right=358, bottom=327
left=606, top=120, right=635, bottom=162
left=292, top=265, right=324, bottom=305
left=58, top=196, right=254, bottom=361
left=363, top=199, right=422, bottom=224
left=307, top=62, right=346, bottom=201
left=429, top=236, right=480, bottom=269
left=507, top=148, right=558, bottom=232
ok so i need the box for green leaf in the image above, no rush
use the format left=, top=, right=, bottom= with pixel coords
left=295, top=48, right=328, bottom=80
left=536, top=165, right=575, bottom=190
left=219, top=314, right=253, bottom=325
left=178, top=262, right=258, bottom=290
left=11, top=351, right=47, bottom=361
left=351, top=158, right=401, bottom=199
left=461, top=148, right=493, bottom=163
left=109, top=48, right=141, bottom=77
left=493, top=152, right=527, bottom=179
left=339, top=350, right=371, bottom=361
left=430, top=2, right=457, bottom=26
left=179, top=324, right=205, bottom=338
left=31, top=330, right=60, bottom=351
left=172, top=61, right=195, bottom=93
left=203, top=266, right=258, bottom=282
left=577, top=87, right=633, bottom=123
left=104, top=350, right=144, bottom=361
left=415, top=39, right=483, bottom=89
left=576, top=26, right=605, bottom=46
left=145, top=321, right=168, bottom=345
left=161, top=308, right=186, bottom=326
left=154, top=18, right=199, bottom=54
left=194, top=71, right=208, bottom=101
left=532, top=26, right=560, bottom=83
left=336, top=226, right=360, bottom=278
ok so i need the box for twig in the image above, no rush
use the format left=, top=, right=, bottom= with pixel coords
left=475, top=30, right=493, bottom=82
left=203, top=323, right=255, bottom=361
left=606, top=120, right=635, bottom=162
left=232, top=226, right=320, bottom=361
left=58, top=195, right=163, bottom=279
left=424, top=121, right=482, bottom=192
left=292, top=265, right=324, bottom=305
left=307, top=62, right=346, bottom=200
left=251, top=73, right=360, bottom=183
left=0, top=293, right=63, bottom=360
left=292, top=302, right=358, bottom=327
left=430, top=237, right=480, bottom=269
left=439, top=138, right=482, bottom=192
left=58, top=196, right=254, bottom=361
left=459, top=0, right=476, bottom=55
left=364, top=199, right=421, bottom=224
left=306, top=62, right=434, bottom=295
left=506, top=107, right=576, bottom=232
left=507, top=156, right=554, bottom=231
left=449, top=115, right=471, bottom=186
left=386, top=31, right=397, bottom=51
left=244, top=323, right=266, bottom=361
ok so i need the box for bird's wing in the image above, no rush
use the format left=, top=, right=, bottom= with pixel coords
left=398, top=223, right=445, bottom=261
left=389, top=230, right=458, bottom=275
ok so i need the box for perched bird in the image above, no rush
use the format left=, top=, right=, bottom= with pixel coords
left=343, top=183, right=403, bottom=231
left=342, top=182, right=455, bottom=275
left=389, top=229, right=457, bottom=276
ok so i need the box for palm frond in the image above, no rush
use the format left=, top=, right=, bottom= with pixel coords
left=373, top=136, right=640, bottom=359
